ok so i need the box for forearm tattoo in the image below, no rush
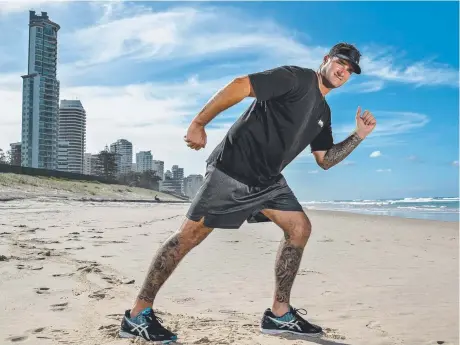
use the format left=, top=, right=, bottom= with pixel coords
left=137, top=233, right=183, bottom=303
left=274, top=238, right=304, bottom=303
left=322, top=132, right=363, bottom=169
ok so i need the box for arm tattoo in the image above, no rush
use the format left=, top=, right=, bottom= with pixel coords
left=274, top=240, right=304, bottom=303
left=322, top=132, right=363, bottom=169
left=137, top=233, right=182, bottom=303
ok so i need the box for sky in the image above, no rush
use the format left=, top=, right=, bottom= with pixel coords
left=0, top=1, right=458, bottom=202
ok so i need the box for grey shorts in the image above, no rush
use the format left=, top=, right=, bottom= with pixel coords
left=186, top=165, right=304, bottom=229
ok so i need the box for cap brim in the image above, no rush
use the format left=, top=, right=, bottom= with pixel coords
left=335, top=53, right=361, bottom=74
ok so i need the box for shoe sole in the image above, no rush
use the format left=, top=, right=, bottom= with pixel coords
left=119, top=330, right=177, bottom=344
left=260, top=327, right=323, bottom=338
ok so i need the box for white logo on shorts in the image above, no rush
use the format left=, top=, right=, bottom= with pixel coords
left=318, top=120, right=323, bottom=127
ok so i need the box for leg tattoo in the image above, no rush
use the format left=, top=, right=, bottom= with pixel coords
left=274, top=235, right=304, bottom=304
left=137, top=233, right=183, bottom=303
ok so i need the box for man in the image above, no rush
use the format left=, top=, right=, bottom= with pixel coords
left=119, top=42, right=376, bottom=343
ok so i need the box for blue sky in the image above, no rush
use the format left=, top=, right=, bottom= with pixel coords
left=0, top=1, right=458, bottom=201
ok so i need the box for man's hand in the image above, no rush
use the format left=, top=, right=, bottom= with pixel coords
left=184, top=122, right=207, bottom=150
left=355, top=106, right=376, bottom=139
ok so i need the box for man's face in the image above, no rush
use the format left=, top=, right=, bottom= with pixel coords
left=321, top=56, right=354, bottom=88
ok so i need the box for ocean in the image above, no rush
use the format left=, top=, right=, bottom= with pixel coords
left=301, top=197, right=459, bottom=222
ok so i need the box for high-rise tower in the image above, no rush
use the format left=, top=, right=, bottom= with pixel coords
left=21, top=11, right=60, bottom=169
left=58, top=100, right=86, bottom=173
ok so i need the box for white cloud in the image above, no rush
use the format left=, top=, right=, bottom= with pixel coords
left=452, top=161, right=459, bottom=167
left=335, top=111, right=430, bottom=139
left=63, top=5, right=325, bottom=73
left=370, top=151, right=382, bottom=158
left=308, top=170, right=319, bottom=174
left=331, top=79, right=385, bottom=95
left=376, top=169, right=392, bottom=173
left=361, top=47, right=458, bottom=87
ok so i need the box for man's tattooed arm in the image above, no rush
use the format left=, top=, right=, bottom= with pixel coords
left=321, top=131, right=363, bottom=170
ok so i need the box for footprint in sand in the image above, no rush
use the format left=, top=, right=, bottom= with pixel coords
left=89, top=287, right=113, bottom=300
left=35, top=287, right=50, bottom=295
left=323, top=327, right=346, bottom=340
left=105, top=313, right=124, bottom=321
left=32, top=327, right=46, bottom=333
left=101, top=275, right=121, bottom=285
left=18, top=264, right=43, bottom=271
left=172, top=297, right=195, bottom=304
left=50, top=302, right=68, bottom=312
left=77, top=264, right=101, bottom=273
left=366, top=320, right=388, bottom=336
left=52, top=272, right=74, bottom=277
left=98, top=324, right=120, bottom=338
left=6, top=335, right=28, bottom=342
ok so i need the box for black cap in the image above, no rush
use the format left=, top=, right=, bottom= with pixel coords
left=329, top=44, right=362, bottom=74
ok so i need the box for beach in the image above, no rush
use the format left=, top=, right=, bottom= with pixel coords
left=1, top=194, right=458, bottom=345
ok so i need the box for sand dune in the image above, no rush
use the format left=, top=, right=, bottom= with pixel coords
left=0, top=199, right=458, bottom=345
left=0, top=173, right=184, bottom=202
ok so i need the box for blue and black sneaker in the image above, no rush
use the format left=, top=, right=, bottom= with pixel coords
left=119, top=307, right=178, bottom=343
left=260, top=306, right=323, bottom=337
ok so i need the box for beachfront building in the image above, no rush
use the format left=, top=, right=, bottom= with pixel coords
left=183, top=174, right=204, bottom=199
left=21, top=11, right=61, bottom=169
left=9, top=142, right=22, bottom=166
left=57, top=140, right=69, bottom=171
left=172, top=165, right=184, bottom=180
left=153, top=160, right=164, bottom=180
left=58, top=100, right=86, bottom=174
left=83, top=153, right=92, bottom=175
left=136, top=151, right=153, bottom=173
left=110, top=139, right=133, bottom=176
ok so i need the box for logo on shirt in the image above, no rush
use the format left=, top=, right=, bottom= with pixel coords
left=318, top=119, right=324, bottom=128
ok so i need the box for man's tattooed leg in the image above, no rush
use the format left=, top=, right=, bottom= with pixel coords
left=274, top=233, right=304, bottom=305
left=130, top=219, right=212, bottom=317
left=136, top=233, right=182, bottom=304
left=322, top=132, right=363, bottom=169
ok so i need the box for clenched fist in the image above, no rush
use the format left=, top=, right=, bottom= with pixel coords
left=184, top=122, right=207, bottom=150
left=355, top=106, right=376, bottom=139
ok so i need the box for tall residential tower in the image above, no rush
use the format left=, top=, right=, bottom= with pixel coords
left=110, top=139, right=133, bottom=176
left=21, top=11, right=60, bottom=169
left=58, top=100, right=86, bottom=173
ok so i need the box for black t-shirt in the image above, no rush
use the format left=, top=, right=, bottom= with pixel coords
left=206, top=66, right=334, bottom=187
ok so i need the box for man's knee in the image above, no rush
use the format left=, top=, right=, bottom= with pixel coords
left=288, top=214, right=311, bottom=245
left=179, top=217, right=213, bottom=247
left=262, top=209, right=312, bottom=245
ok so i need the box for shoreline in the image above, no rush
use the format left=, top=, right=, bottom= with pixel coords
left=1, top=195, right=457, bottom=223
left=303, top=207, right=459, bottom=223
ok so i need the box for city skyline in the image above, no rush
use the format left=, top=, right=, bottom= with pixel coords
left=0, top=2, right=458, bottom=201
left=1, top=9, right=185, bottom=185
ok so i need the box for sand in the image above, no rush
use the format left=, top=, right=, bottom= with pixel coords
left=0, top=199, right=458, bottom=345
